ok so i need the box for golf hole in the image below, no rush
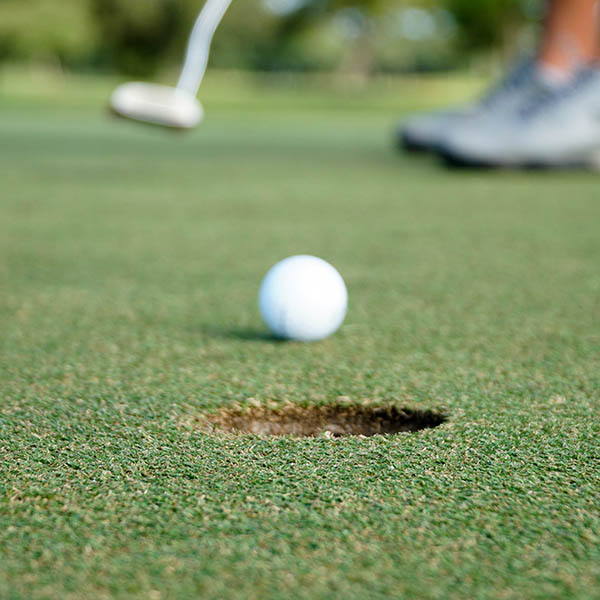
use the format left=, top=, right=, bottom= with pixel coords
left=202, top=404, right=447, bottom=438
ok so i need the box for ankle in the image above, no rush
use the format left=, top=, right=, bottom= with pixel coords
left=536, top=60, right=576, bottom=84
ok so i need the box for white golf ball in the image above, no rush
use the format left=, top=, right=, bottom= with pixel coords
left=259, top=255, right=348, bottom=342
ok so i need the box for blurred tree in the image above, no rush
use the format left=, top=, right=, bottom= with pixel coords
left=0, top=0, right=540, bottom=74
left=90, top=0, right=284, bottom=75
left=444, top=0, right=528, bottom=51
left=91, top=0, right=187, bottom=75
left=0, top=0, right=94, bottom=65
left=197, top=0, right=283, bottom=71
left=267, top=0, right=453, bottom=75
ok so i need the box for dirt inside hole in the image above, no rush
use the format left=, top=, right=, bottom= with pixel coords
left=202, top=404, right=447, bottom=438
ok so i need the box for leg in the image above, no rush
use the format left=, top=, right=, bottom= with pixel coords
left=437, top=0, right=600, bottom=169
left=399, top=0, right=600, bottom=163
left=539, top=0, right=600, bottom=72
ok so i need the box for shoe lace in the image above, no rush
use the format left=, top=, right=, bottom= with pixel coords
left=518, top=68, right=597, bottom=120
left=479, top=59, right=533, bottom=109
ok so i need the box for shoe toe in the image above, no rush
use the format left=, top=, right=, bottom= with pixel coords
left=398, top=109, right=468, bottom=153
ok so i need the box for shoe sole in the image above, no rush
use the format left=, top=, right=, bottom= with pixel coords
left=438, top=147, right=600, bottom=171
left=398, top=132, right=434, bottom=153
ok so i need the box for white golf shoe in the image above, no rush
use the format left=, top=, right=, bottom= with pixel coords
left=399, top=60, right=534, bottom=152
left=437, top=67, right=600, bottom=169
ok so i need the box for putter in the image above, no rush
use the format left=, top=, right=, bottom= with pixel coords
left=110, top=0, right=233, bottom=130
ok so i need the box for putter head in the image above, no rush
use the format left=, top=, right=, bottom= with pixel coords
left=110, top=82, right=203, bottom=130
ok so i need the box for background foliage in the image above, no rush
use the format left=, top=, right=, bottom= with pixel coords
left=0, top=0, right=543, bottom=75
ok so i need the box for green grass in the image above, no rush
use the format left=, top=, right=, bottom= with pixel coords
left=1, top=67, right=599, bottom=600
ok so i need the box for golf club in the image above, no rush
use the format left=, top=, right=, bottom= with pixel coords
left=110, top=0, right=234, bottom=129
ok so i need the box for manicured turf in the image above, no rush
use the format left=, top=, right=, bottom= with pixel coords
left=1, top=68, right=599, bottom=599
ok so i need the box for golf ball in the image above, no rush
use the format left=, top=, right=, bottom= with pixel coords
left=259, top=255, right=348, bottom=342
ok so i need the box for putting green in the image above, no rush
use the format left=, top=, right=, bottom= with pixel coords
left=1, top=69, right=599, bottom=599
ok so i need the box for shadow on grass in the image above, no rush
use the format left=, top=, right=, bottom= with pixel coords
left=202, top=326, right=285, bottom=343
